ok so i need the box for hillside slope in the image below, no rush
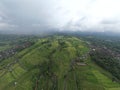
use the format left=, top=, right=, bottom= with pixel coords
left=0, top=36, right=120, bottom=90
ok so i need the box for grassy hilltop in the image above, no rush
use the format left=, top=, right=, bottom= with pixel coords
left=0, top=36, right=120, bottom=90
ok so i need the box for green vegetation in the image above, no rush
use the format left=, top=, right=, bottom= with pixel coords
left=90, top=48, right=120, bottom=80
left=0, top=35, right=120, bottom=90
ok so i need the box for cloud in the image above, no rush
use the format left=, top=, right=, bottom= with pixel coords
left=0, top=22, right=17, bottom=30
left=101, top=19, right=120, bottom=24
left=0, top=0, right=120, bottom=33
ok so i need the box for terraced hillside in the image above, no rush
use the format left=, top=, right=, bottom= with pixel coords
left=0, top=36, right=120, bottom=90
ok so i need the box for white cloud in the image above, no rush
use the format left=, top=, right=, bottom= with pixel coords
left=0, top=0, right=120, bottom=32
left=0, top=22, right=17, bottom=30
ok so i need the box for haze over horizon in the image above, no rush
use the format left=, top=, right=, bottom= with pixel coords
left=0, top=0, right=120, bottom=34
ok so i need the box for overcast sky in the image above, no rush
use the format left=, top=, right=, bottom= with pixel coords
left=0, top=0, right=120, bottom=33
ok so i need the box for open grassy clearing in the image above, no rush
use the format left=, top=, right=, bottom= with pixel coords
left=0, top=44, right=11, bottom=51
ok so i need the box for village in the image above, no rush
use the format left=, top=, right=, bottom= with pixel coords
left=0, top=41, right=34, bottom=60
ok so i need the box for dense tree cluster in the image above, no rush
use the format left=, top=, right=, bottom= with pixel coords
left=80, top=34, right=120, bottom=81
left=90, top=48, right=120, bottom=80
